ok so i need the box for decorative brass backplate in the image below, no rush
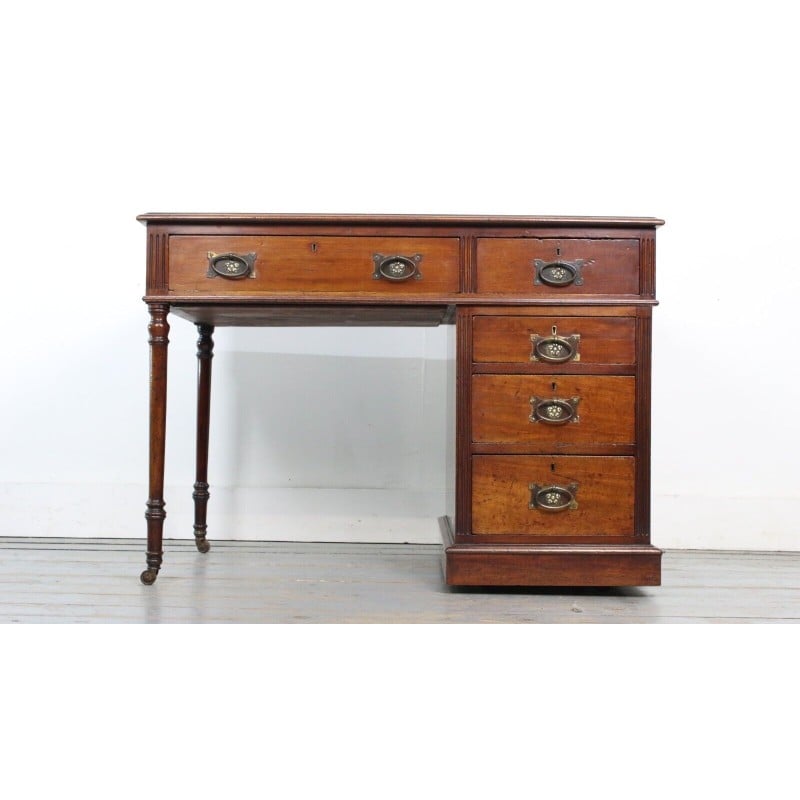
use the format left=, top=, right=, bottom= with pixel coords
left=529, top=483, right=579, bottom=512
left=372, top=253, right=423, bottom=281
left=529, top=396, right=581, bottom=425
left=206, top=252, right=257, bottom=279
left=530, top=325, right=581, bottom=363
left=534, top=259, right=585, bottom=287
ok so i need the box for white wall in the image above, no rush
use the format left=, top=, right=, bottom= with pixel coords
left=1, top=1, right=797, bottom=550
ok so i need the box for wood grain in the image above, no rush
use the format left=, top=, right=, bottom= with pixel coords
left=7, top=540, right=798, bottom=623
left=193, top=324, right=213, bottom=553
left=138, top=213, right=665, bottom=228
left=476, top=237, right=640, bottom=295
left=455, top=308, right=473, bottom=534
left=441, top=515, right=658, bottom=586
left=471, top=375, right=635, bottom=447
left=170, top=304, right=453, bottom=327
left=472, top=455, right=635, bottom=536
left=155, top=294, right=656, bottom=307
left=640, top=231, right=656, bottom=297
left=139, top=213, right=663, bottom=588
left=473, top=315, right=636, bottom=365
left=146, top=228, right=168, bottom=293
left=635, top=309, right=653, bottom=538
left=144, top=303, right=169, bottom=581
left=168, top=235, right=460, bottom=295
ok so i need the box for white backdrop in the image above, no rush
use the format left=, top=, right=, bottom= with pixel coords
left=1, top=1, right=798, bottom=550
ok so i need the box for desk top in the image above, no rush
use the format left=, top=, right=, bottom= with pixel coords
left=138, top=213, right=665, bottom=228
left=142, top=213, right=662, bottom=320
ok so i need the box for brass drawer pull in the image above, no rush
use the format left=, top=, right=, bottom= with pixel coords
left=529, top=483, right=579, bottom=512
left=207, top=251, right=256, bottom=279
left=529, top=396, right=581, bottom=425
left=534, top=259, right=585, bottom=287
left=373, top=253, right=423, bottom=281
left=530, top=325, right=581, bottom=363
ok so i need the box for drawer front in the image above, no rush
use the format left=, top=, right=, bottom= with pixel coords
left=476, top=238, right=639, bottom=295
left=472, top=375, right=635, bottom=446
left=473, top=316, right=636, bottom=365
left=472, top=455, right=635, bottom=535
left=168, top=236, right=460, bottom=295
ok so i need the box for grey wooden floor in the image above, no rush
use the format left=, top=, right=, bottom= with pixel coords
left=0, top=537, right=798, bottom=622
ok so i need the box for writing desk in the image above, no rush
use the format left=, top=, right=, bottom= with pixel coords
left=138, top=213, right=663, bottom=587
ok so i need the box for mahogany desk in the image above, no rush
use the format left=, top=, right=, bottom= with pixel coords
left=139, top=214, right=663, bottom=587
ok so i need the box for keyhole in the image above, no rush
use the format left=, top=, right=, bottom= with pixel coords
left=551, top=463, right=556, bottom=472
left=556, top=246, right=561, bottom=256
left=311, top=242, right=318, bottom=253
left=552, top=382, right=557, bottom=392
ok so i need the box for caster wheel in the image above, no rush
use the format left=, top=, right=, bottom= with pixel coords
left=196, top=538, right=211, bottom=554
left=140, top=568, right=159, bottom=585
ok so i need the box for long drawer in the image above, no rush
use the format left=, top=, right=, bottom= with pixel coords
left=473, top=315, right=636, bottom=366
left=476, top=238, right=640, bottom=295
left=168, top=235, right=460, bottom=295
left=472, top=455, right=635, bottom=535
left=472, top=375, right=635, bottom=446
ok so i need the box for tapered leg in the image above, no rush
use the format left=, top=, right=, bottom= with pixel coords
left=142, top=303, right=170, bottom=585
left=193, top=323, right=214, bottom=553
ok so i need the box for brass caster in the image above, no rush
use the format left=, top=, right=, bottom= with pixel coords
left=195, top=537, right=211, bottom=554
left=140, top=568, right=159, bottom=585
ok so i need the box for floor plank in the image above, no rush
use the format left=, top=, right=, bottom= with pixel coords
left=0, top=538, right=798, bottom=623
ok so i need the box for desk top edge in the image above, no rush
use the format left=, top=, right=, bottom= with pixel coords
left=137, top=213, right=665, bottom=228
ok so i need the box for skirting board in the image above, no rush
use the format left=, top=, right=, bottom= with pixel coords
left=1, top=484, right=798, bottom=551
left=0, top=484, right=447, bottom=543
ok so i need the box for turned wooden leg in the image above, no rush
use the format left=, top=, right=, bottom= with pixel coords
left=142, top=303, right=169, bottom=585
left=193, top=323, right=214, bottom=553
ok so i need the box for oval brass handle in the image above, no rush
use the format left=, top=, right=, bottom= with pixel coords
left=207, top=251, right=256, bottom=279
left=534, top=259, right=585, bottom=287
left=529, top=396, right=581, bottom=425
left=530, top=326, right=581, bottom=363
left=529, top=483, right=579, bottom=512
left=373, top=254, right=423, bottom=281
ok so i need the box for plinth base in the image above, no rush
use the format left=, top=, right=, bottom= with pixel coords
left=439, top=517, right=662, bottom=587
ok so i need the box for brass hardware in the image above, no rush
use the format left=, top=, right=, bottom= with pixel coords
left=372, top=253, right=423, bottom=281
left=529, top=396, right=581, bottom=425
left=530, top=325, right=580, bottom=363
left=534, top=258, right=585, bottom=287
left=207, top=251, right=257, bottom=279
left=529, top=483, right=579, bottom=512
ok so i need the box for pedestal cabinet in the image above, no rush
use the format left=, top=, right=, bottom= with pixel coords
left=139, top=214, right=663, bottom=587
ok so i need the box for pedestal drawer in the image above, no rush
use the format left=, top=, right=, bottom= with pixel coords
left=168, top=235, right=460, bottom=295
left=472, top=375, right=635, bottom=446
left=473, top=315, right=636, bottom=366
left=476, top=238, right=640, bottom=295
left=472, top=455, right=635, bottom=535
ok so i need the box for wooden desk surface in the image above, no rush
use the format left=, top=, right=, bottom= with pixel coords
left=138, top=212, right=665, bottom=227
